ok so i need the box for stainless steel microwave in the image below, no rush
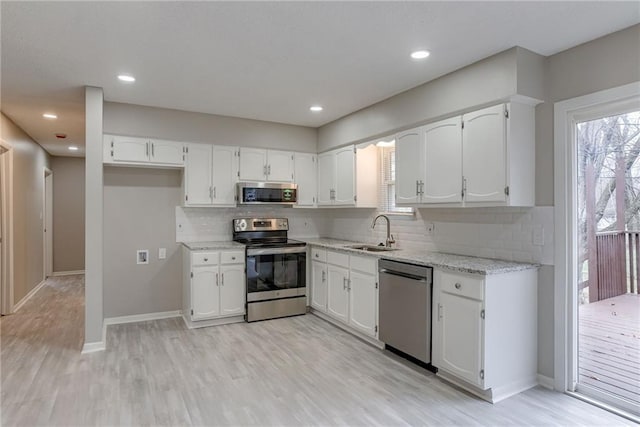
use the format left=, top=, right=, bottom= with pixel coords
left=237, top=182, right=297, bottom=205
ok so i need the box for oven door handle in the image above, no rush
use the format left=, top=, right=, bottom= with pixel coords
left=246, top=246, right=307, bottom=256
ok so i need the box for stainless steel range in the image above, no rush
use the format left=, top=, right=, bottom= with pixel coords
left=233, top=218, right=307, bottom=322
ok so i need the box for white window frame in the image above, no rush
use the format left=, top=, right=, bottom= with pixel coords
left=377, top=142, right=414, bottom=216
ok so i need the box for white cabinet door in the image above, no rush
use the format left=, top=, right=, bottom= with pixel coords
left=191, top=266, right=220, bottom=320
left=212, top=145, right=238, bottom=206
left=150, top=140, right=184, bottom=165
left=462, top=104, right=506, bottom=203
left=423, top=117, right=463, bottom=204
left=219, top=264, right=246, bottom=316
left=395, top=128, right=423, bottom=204
left=239, top=148, right=267, bottom=181
left=294, top=153, right=317, bottom=206
left=184, top=143, right=213, bottom=206
left=112, top=136, right=149, bottom=163
left=434, top=291, right=484, bottom=387
left=327, top=264, right=349, bottom=323
left=348, top=270, right=377, bottom=337
left=334, top=147, right=355, bottom=205
left=267, top=150, right=294, bottom=182
left=311, top=260, right=327, bottom=312
left=317, top=152, right=334, bottom=206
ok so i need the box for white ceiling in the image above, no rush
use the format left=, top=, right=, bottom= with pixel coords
left=2, top=1, right=639, bottom=157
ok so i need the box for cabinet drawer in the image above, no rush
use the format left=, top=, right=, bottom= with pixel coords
left=192, top=252, right=219, bottom=266
left=220, top=251, right=244, bottom=264
left=349, top=255, right=376, bottom=274
left=440, top=270, right=484, bottom=301
left=311, top=247, right=327, bottom=262
left=327, top=250, right=349, bottom=268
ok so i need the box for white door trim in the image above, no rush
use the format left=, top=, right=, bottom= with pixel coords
left=553, top=81, right=640, bottom=393
left=43, top=168, right=53, bottom=279
left=0, top=139, right=13, bottom=314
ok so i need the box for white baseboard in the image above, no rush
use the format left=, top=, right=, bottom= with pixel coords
left=82, top=322, right=107, bottom=354
left=11, top=279, right=47, bottom=313
left=51, top=270, right=85, bottom=277
left=537, top=374, right=555, bottom=389
left=104, top=310, right=181, bottom=326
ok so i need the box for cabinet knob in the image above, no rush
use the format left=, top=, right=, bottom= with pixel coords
left=204, top=258, right=208, bottom=262
left=231, top=256, right=236, bottom=260
left=315, top=253, right=319, bottom=258
left=455, top=282, right=461, bottom=289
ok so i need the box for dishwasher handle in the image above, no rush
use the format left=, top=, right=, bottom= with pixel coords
left=379, top=268, right=429, bottom=283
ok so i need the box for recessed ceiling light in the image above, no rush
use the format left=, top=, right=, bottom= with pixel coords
left=42, top=113, right=57, bottom=119
left=410, top=50, right=430, bottom=60
left=117, top=74, right=136, bottom=83
left=68, top=146, right=79, bottom=151
left=310, top=105, right=323, bottom=112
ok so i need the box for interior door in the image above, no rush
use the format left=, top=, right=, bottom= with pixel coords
left=462, top=104, right=507, bottom=203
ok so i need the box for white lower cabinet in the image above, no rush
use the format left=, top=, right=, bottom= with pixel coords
left=183, top=248, right=246, bottom=326
left=432, top=267, right=538, bottom=402
left=310, top=247, right=378, bottom=339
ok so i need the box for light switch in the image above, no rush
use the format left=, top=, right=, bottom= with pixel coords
left=159, top=248, right=166, bottom=259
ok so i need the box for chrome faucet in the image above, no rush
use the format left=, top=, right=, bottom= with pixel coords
left=371, top=214, right=395, bottom=247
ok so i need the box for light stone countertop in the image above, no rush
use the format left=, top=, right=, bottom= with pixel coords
left=302, top=238, right=538, bottom=275
left=181, top=241, right=245, bottom=251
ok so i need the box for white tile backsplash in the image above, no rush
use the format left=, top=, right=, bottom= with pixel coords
left=176, top=205, right=554, bottom=266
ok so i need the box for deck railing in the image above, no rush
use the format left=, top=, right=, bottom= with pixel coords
left=591, top=231, right=640, bottom=302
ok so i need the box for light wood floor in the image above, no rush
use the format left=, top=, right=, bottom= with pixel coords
left=0, top=275, right=633, bottom=426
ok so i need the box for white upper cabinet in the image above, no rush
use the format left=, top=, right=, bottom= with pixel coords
left=395, top=102, right=534, bottom=207
left=267, top=150, right=294, bottom=182
left=211, top=145, right=240, bottom=206
left=395, top=128, right=424, bottom=205
left=317, top=152, right=334, bottom=206
left=238, top=148, right=293, bottom=182
left=294, top=152, right=317, bottom=207
left=104, top=135, right=184, bottom=167
left=184, top=143, right=239, bottom=207
left=149, top=139, right=184, bottom=165
left=317, top=144, right=377, bottom=208
left=334, top=147, right=355, bottom=205
left=184, top=143, right=214, bottom=206
left=462, top=104, right=507, bottom=203
left=423, top=116, right=463, bottom=204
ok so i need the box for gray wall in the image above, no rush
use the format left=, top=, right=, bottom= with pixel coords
left=104, top=102, right=318, bottom=152
left=103, top=167, right=182, bottom=317
left=50, top=156, right=85, bottom=272
left=317, top=47, right=545, bottom=152
left=1, top=113, right=50, bottom=305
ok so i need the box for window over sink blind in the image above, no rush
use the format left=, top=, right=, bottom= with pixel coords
left=378, top=143, right=413, bottom=214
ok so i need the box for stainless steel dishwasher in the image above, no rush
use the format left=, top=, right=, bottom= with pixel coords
left=378, top=259, right=433, bottom=364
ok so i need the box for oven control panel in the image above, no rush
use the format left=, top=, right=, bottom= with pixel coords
left=233, top=218, right=289, bottom=232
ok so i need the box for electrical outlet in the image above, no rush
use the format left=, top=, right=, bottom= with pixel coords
left=426, top=222, right=435, bottom=234
left=137, top=249, right=149, bottom=265
left=158, top=248, right=166, bottom=259
left=533, top=226, right=544, bottom=246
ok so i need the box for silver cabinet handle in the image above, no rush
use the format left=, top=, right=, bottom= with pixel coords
left=213, top=186, right=216, bottom=199
left=343, top=277, right=348, bottom=290
left=455, top=282, right=461, bottom=289
left=204, top=258, right=208, bottom=262
left=416, top=180, right=420, bottom=196
left=268, top=164, right=271, bottom=175
left=420, top=180, right=424, bottom=195
left=315, top=253, right=319, bottom=258
left=209, top=186, right=213, bottom=200
left=438, top=303, right=443, bottom=321
left=221, top=273, right=224, bottom=286
left=322, top=270, right=326, bottom=282
left=216, top=273, right=219, bottom=286
left=231, top=256, right=236, bottom=260
left=146, top=142, right=149, bottom=157
left=263, top=165, right=268, bottom=176
left=151, top=142, right=155, bottom=157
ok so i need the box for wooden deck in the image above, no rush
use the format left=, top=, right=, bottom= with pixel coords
left=579, top=293, right=640, bottom=406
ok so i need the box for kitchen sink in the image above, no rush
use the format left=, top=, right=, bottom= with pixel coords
left=346, top=244, right=398, bottom=252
